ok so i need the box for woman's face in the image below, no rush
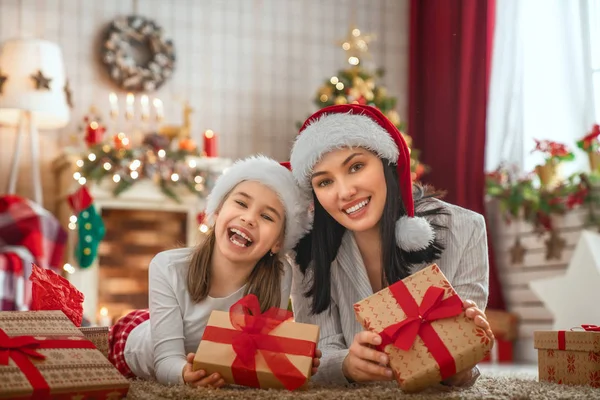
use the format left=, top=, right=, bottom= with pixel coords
left=214, top=180, right=285, bottom=265
left=310, top=147, right=387, bottom=234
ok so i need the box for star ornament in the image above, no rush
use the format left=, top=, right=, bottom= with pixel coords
left=31, top=70, right=52, bottom=90
left=337, top=26, right=375, bottom=66
left=529, top=230, right=600, bottom=330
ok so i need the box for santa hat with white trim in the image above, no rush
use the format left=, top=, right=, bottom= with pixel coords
left=205, top=155, right=312, bottom=253
left=289, top=104, right=434, bottom=252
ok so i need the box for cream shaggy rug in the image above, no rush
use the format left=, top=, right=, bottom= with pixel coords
left=126, top=375, right=600, bottom=399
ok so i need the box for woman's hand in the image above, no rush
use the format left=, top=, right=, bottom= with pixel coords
left=312, top=349, right=322, bottom=376
left=342, top=331, right=394, bottom=383
left=442, top=300, right=493, bottom=387
left=182, top=353, right=226, bottom=388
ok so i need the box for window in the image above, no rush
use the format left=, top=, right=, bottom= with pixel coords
left=590, top=0, right=600, bottom=121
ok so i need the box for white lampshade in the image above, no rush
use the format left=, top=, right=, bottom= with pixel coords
left=0, top=38, right=70, bottom=129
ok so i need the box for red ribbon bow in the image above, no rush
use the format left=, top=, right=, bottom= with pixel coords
left=202, top=295, right=316, bottom=390
left=580, top=324, right=600, bottom=332
left=379, top=283, right=463, bottom=380
left=0, top=329, right=46, bottom=366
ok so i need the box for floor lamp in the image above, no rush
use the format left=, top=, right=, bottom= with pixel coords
left=0, top=38, right=70, bottom=205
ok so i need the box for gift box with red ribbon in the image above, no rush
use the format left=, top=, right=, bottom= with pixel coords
left=193, top=294, right=319, bottom=390
left=534, top=325, right=600, bottom=387
left=0, top=310, right=129, bottom=399
left=353, top=264, right=493, bottom=392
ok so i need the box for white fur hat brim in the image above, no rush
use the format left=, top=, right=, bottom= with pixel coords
left=205, top=155, right=311, bottom=252
left=290, top=112, right=399, bottom=189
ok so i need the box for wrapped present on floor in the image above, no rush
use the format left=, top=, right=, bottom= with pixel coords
left=485, top=309, right=519, bottom=341
left=0, top=310, right=130, bottom=399
left=534, top=326, right=600, bottom=387
left=80, top=326, right=110, bottom=359
left=353, top=264, right=493, bottom=392
left=193, top=294, right=319, bottom=390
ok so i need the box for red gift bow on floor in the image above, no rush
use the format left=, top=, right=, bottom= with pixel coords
left=201, top=294, right=316, bottom=390
left=379, top=283, right=463, bottom=380
left=0, top=328, right=96, bottom=399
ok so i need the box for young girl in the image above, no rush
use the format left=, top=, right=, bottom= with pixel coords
left=108, top=155, right=314, bottom=388
left=288, top=104, right=494, bottom=387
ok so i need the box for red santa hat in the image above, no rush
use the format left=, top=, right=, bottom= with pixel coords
left=289, top=104, right=434, bottom=252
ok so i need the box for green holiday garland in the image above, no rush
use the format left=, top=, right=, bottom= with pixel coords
left=77, top=133, right=212, bottom=203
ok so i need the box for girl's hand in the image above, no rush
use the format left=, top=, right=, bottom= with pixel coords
left=342, top=331, right=394, bottom=382
left=463, top=299, right=494, bottom=341
left=442, top=300, right=493, bottom=387
left=182, top=353, right=226, bottom=388
left=311, top=349, right=322, bottom=376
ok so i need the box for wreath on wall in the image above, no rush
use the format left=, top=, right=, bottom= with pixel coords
left=101, top=16, right=176, bottom=92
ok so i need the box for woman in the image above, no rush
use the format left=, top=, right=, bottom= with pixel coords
left=288, top=104, right=493, bottom=387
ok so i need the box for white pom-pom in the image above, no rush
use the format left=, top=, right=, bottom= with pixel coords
left=395, top=216, right=435, bottom=252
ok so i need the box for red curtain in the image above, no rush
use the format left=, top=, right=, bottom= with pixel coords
left=408, top=0, right=505, bottom=310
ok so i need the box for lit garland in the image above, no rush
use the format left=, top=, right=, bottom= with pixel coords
left=75, top=132, right=213, bottom=203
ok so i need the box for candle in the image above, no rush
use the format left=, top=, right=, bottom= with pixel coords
left=203, top=129, right=218, bottom=158
left=98, top=307, right=112, bottom=326
left=109, top=92, right=119, bottom=120
left=153, top=98, right=164, bottom=122
left=140, top=94, right=150, bottom=121
left=126, top=92, right=135, bottom=120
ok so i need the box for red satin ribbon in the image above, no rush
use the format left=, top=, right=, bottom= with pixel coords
left=581, top=325, right=600, bottom=332
left=0, top=328, right=96, bottom=399
left=202, top=295, right=315, bottom=391
left=379, top=283, right=463, bottom=380
left=557, top=325, right=600, bottom=351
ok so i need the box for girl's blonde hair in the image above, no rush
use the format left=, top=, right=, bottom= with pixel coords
left=186, top=228, right=283, bottom=312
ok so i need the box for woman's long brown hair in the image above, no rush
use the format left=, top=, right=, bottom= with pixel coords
left=187, top=228, right=283, bottom=312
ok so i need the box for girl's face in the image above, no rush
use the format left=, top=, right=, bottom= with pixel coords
left=311, top=147, right=387, bottom=234
left=214, top=180, right=285, bottom=265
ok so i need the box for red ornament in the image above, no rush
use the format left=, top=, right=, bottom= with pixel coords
left=196, top=211, right=206, bottom=225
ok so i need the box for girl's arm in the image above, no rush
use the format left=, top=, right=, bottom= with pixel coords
left=290, top=263, right=350, bottom=385
left=148, top=252, right=188, bottom=385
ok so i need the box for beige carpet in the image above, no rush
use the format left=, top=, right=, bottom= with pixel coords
left=126, top=375, right=600, bottom=400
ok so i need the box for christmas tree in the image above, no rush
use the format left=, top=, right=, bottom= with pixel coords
left=308, top=27, right=427, bottom=181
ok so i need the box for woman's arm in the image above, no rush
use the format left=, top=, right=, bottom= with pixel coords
left=290, top=263, right=350, bottom=385
left=148, top=252, right=188, bottom=385
left=449, top=212, right=489, bottom=311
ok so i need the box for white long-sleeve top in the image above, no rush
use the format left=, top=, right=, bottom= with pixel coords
left=124, top=247, right=293, bottom=385
left=291, top=199, right=490, bottom=385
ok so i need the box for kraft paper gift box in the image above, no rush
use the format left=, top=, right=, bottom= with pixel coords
left=353, top=264, right=493, bottom=392
left=193, top=294, right=319, bottom=391
left=0, top=310, right=130, bottom=399
left=534, top=327, right=600, bottom=387
left=80, top=326, right=110, bottom=359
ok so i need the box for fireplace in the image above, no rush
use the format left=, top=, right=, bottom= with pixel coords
left=97, top=208, right=188, bottom=320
